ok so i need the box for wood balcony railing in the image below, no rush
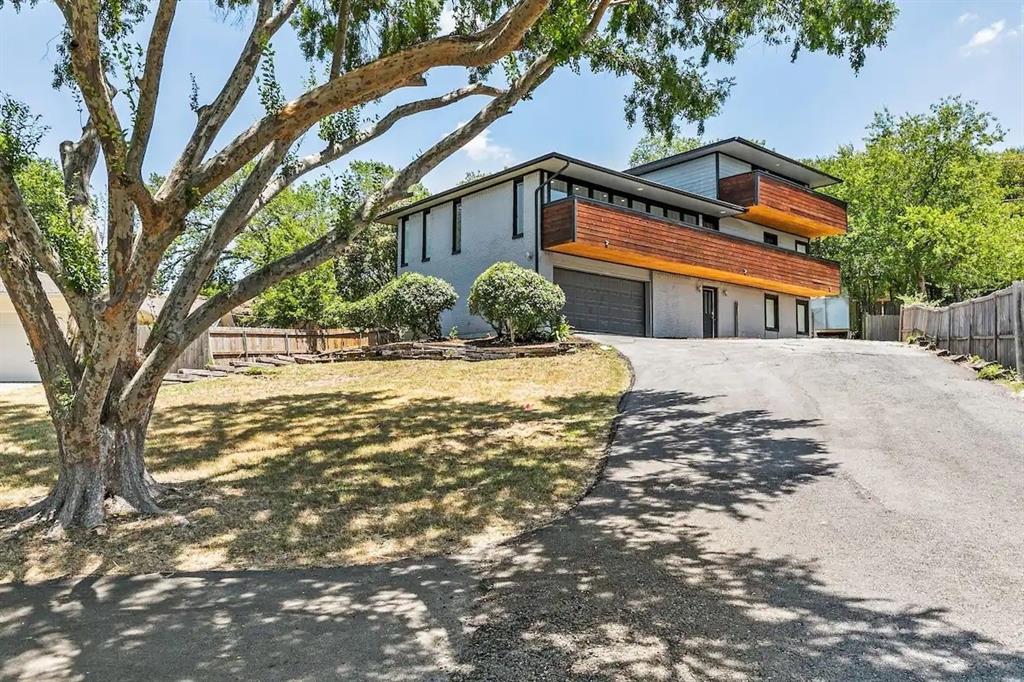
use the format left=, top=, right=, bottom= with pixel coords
left=718, top=171, right=847, bottom=238
left=542, top=198, right=840, bottom=298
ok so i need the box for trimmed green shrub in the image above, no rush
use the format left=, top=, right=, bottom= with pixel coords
left=468, top=262, right=566, bottom=342
left=375, top=272, right=457, bottom=339
left=331, top=272, right=456, bottom=339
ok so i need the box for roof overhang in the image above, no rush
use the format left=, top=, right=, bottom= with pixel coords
left=375, top=152, right=745, bottom=225
left=626, top=137, right=842, bottom=189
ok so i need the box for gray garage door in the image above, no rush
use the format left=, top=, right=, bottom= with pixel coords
left=553, top=268, right=646, bottom=336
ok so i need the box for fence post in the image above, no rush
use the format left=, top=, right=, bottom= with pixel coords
left=284, top=330, right=290, bottom=356
left=993, top=295, right=999, bottom=366
left=241, top=328, right=248, bottom=360
left=967, top=301, right=974, bottom=356
left=947, top=309, right=952, bottom=352
left=1013, top=281, right=1024, bottom=377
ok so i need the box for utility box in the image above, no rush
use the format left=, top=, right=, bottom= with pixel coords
left=810, top=296, right=851, bottom=338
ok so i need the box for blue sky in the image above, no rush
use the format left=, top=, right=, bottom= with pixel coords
left=1, top=0, right=1022, bottom=193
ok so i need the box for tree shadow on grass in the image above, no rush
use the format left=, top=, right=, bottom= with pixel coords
left=0, top=382, right=620, bottom=581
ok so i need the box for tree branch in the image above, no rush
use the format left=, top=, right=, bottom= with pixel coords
left=186, top=0, right=551, bottom=201
left=329, top=0, right=352, bottom=80
left=157, top=0, right=298, bottom=204
left=254, top=82, right=504, bottom=217
left=0, top=165, right=94, bottom=336
left=127, top=0, right=178, bottom=178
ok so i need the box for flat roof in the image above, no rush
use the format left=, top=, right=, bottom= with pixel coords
left=374, top=152, right=745, bottom=224
left=626, top=137, right=842, bottom=189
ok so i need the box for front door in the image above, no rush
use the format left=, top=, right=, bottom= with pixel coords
left=702, top=287, right=718, bottom=339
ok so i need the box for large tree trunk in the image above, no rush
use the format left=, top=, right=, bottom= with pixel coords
left=28, top=403, right=163, bottom=533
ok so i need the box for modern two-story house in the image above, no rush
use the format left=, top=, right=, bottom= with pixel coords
left=378, top=137, right=846, bottom=338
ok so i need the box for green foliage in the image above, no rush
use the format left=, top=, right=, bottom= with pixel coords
left=333, top=272, right=456, bottom=339
left=0, top=93, right=46, bottom=172
left=977, top=363, right=1006, bottom=381
left=468, top=262, right=566, bottom=342
left=15, top=159, right=102, bottom=295
left=814, top=97, right=1024, bottom=304
left=628, top=134, right=705, bottom=167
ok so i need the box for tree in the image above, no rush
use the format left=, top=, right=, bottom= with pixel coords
left=0, top=0, right=896, bottom=532
left=813, top=97, right=1023, bottom=304
left=628, top=133, right=705, bottom=167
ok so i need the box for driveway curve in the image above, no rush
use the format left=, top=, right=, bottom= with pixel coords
left=2, top=338, right=1022, bottom=680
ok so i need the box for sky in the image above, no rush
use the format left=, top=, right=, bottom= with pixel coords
left=1, top=0, right=1022, bottom=194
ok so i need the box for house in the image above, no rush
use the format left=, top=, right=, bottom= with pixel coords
left=0, top=274, right=71, bottom=382
left=383, top=137, right=846, bottom=339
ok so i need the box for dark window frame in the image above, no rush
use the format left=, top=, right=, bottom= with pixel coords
left=421, top=209, right=430, bottom=262
left=764, top=294, right=780, bottom=332
left=795, top=239, right=809, bottom=254
left=399, top=217, right=408, bottom=267
left=796, top=298, right=810, bottom=336
left=451, top=199, right=462, bottom=254
left=512, top=177, right=525, bottom=239
left=763, top=231, right=779, bottom=246
left=542, top=175, right=723, bottom=233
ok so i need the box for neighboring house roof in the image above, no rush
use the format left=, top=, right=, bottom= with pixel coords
left=625, top=137, right=842, bottom=189
left=375, top=152, right=746, bottom=225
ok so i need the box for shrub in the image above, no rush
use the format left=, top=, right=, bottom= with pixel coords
left=374, top=272, right=457, bottom=339
left=326, top=296, right=379, bottom=333
left=468, top=262, right=566, bottom=342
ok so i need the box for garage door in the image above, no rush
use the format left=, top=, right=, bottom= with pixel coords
left=0, top=312, right=40, bottom=382
left=553, top=268, right=646, bottom=336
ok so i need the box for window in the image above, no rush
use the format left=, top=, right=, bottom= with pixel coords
left=452, top=199, right=462, bottom=254
left=549, top=178, right=568, bottom=201
left=795, top=240, right=809, bottom=254
left=513, top=178, right=525, bottom=238
left=421, top=210, right=430, bottom=262
left=572, top=184, right=589, bottom=198
left=632, top=200, right=647, bottom=213
left=613, top=194, right=629, bottom=208
left=763, top=232, right=779, bottom=246
left=682, top=211, right=699, bottom=226
left=666, top=209, right=681, bottom=223
left=764, top=294, right=779, bottom=332
left=399, top=217, right=408, bottom=267
left=704, top=216, right=720, bottom=231
left=649, top=205, right=665, bottom=218
left=593, top=189, right=610, bottom=203
left=796, top=299, right=809, bottom=335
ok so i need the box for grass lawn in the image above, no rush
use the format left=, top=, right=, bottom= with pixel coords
left=0, top=346, right=628, bottom=583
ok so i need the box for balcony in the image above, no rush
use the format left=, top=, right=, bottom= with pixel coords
left=542, top=198, right=840, bottom=298
left=717, top=171, right=847, bottom=238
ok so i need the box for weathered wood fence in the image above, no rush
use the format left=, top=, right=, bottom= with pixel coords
left=138, top=326, right=383, bottom=371
left=862, top=314, right=901, bottom=341
left=208, top=326, right=384, bottom=360
left=899, top=281, right=1024, bottom=375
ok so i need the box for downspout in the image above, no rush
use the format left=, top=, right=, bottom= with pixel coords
left=533, top=161, right=571, bottom=273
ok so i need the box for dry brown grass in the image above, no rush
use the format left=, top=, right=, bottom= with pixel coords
left=0, top=347, right=628, bottom=582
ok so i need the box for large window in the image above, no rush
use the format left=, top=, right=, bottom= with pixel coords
left=796, top=299, right=809, bottom=335
left=452, top=199, right=462, bottom=254
left=764, top=294, right=779, bottom=332
left=513, top=178, right=525, bottom=238
left=795, top=239, right=809, bottom=254
left=549, top=178, right=568, bottom=201
left=763, top=232, right=779, bottom=246
left=421, top=210, right=430, bottom=262
left=399, top=217, right=408, bottom=267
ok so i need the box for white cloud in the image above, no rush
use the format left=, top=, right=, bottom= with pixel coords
left=957, top=12, right=978, bottom=25
left=460, top=125, right=514, bottom=163
left=962, top=19, right=1006, bottom=54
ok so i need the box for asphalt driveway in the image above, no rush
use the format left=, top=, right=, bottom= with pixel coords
left=2, top=338, right=1023, bottom=680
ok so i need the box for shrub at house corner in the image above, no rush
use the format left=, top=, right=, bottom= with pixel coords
left=469, top=262, right=567, bottom=343
left=331, top=272, right=456, bottom=340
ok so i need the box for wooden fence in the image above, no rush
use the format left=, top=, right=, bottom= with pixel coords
left=138, top=326, right=383, bottom=371
left=862, top=314, right=900, bottom=341
left=899, top=281, right=1024, bottom=375
left=209, top=326, right=384, bottom=361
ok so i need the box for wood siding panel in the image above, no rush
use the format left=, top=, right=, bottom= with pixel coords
left=718, top=172, right=847, bottom=237
left=542, top=199, right=841, bottom=297
left=542, top=200, right=574, bottom=248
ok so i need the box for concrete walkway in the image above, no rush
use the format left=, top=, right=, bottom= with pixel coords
left=2, top=338, right=1023, bottom=680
